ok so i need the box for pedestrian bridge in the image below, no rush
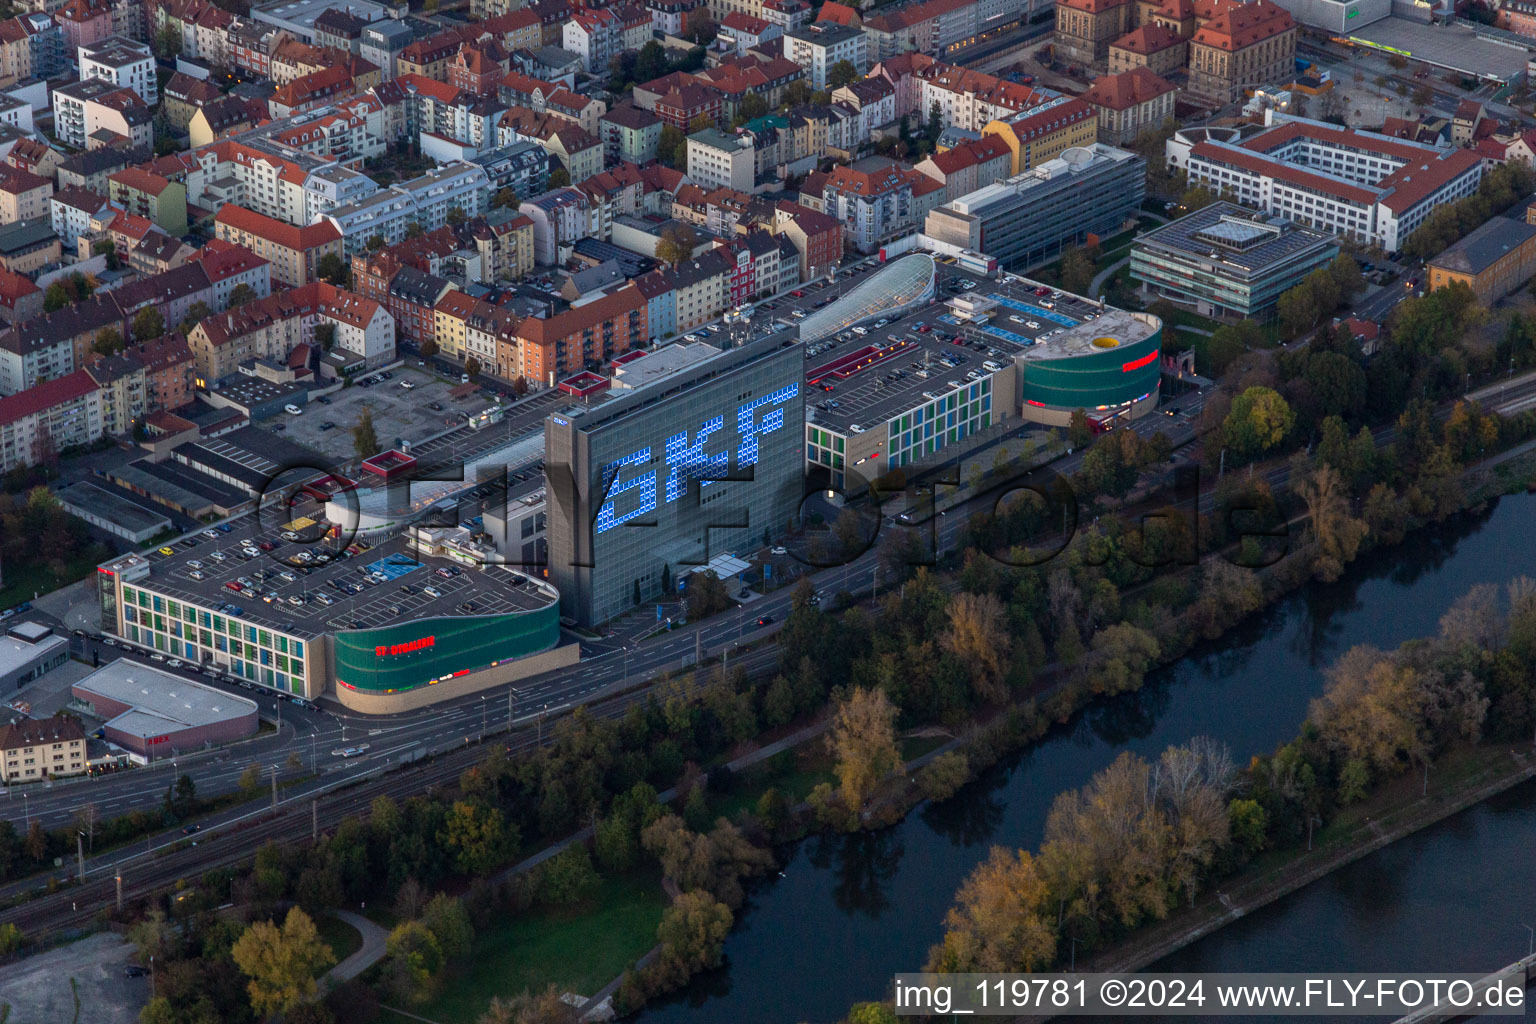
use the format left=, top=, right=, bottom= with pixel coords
left=1391, top=952, right=1536, bottom=1023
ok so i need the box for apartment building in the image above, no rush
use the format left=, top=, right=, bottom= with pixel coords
left=0, top=163, right=49, bottom=226
left=687, top=129, right=756, bottom=191
left=1080, top=67, right=1176, bottom=146
left=821, top=163, right=944, bottom=252
left=782, top=22, right=866, bottom=89
left=322, top=162, right=491, bottom=254
left=188, top=281, right=391, bottom=383
left=51, top=78, right=150, bottom=149
left=0, top=715, right=86, bottom=782
left=78, top=36, right=155, bottom=104
left=0, top=369, right=102, bottom=473
left=214, top=204, right=344, bottom=287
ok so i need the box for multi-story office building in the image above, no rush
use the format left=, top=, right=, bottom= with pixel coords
left=1130, top=201, right=1341, bottom=320
left=686, top=128, right=756, bottom=191
left=545, top=335, right=803, bottom=626
left=1168, top=113, right=1485, bottom=252
left=924, top=143, right=1145, bottom=268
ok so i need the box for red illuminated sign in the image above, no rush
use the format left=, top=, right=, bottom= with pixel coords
left=376, top=635, right=435, bottom=657
left=1121, top=351, right=1158, bottom=373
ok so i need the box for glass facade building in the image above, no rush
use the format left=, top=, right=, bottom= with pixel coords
left=546, top=336, right=805, bottom=626
left=924, top=145, right=1146, bottom=270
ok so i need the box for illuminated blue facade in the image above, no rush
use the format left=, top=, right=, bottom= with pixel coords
left=547, top=338, right=805, bottom=626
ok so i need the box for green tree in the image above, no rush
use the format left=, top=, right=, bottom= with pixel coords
left=316, top=253, right=348, bottom=285
left=382, top=920, right=443, bottom=1003
left=352, top=407, right=380, bottom=459
left=179, top=300, right=211, bottom=335
left=655, top=890, right=733, bottom=973
left=230, top=907, right=336, bottom=1018
left=827, top=59, right=859, bottom=88
left=92, top=326, right=124, bottom=357
left=43, top=280, right=70, bottom=312
left=738, top=92, right=769, bottom=121
left=635, top=39, right=669, bottom=82
left=228, top=283, right=256, bottom=307
left=132, top=307, right=165, bottom=342
left=465, top=356, right=482, bottom=379
left=548, top=168, right=571, bottom=188
left=536, top=844, right=600, bottom=906
left=1067, top=408, right=1093, bottom=449
left=439, top=800, right=515, bottom=875
left=1059, top=245, right=1095, bottom=296
left=1223, top=386, right=1294, bottom=460
left=420, top=892, right=474, bottom=960
left=1178, top=186, right=1218, bottom=212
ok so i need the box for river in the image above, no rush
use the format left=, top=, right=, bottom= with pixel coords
left=633, top=491, right=1536, bottom=1024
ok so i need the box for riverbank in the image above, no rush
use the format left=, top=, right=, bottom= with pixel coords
left=1004, top=742, right=1536, bottom=1022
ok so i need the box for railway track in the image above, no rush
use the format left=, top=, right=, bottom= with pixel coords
left=0, top=645, right=782, bottom=933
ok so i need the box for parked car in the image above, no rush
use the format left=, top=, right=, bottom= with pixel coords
left=283, top=404, right=303, bottom=415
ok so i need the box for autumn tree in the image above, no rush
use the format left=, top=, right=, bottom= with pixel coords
left=466, top=356, right=482, bottom=379
left=941, top=592, right=1012, bottom=703
left=230, top=906, right=336, bottom=1018
left=828, top=687, right=900, bottom=811
left=656, top=223, right=697, bottom=265
left=479, top=986, right=578, bottom=1024
left=382, top=920, right=444, bottom=1003
left=927, top=847, right=1056, bottom=972
left=655, top=889, right=733, bottom=974
left=132, top=307, right=165, bottom=341
left=1295, top=463, right=1368, bottom=582
left=1308, top=646, right=1426, bottom=784
left=228, top=283, right=256, bottom=307
left=640, top=814, right=772, bottom=908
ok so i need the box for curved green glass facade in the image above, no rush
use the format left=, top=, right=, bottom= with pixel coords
left=1019, top=329, right=1162, bottom=411
left=333, top=607, right=560, bottom=694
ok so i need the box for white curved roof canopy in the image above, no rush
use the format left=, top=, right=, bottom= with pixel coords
left=798, top=253, right=937, bottom=344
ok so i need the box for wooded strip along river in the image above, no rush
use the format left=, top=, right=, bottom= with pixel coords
left=635, top=492, right=1536, bottom=1024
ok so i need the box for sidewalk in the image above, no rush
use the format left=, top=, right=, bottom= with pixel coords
left=326, top=910, right=389, bottom=985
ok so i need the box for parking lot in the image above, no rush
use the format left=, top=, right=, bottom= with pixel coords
left=0, top=933, right=146, bottom=1024
left=265, top=365, right=490, bottom=461
left=135, top=521, right=551, bottom=641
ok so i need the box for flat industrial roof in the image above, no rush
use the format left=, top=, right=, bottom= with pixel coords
left=53, top=481, right=171, bottom=535
left=1133, top=201, right=1337, bottom=278
left=1349, top=17, right=1529, bottom=82
left=118, top=519, right=554, bottom=640
left=0, top=624, right=67, bottom=675
left=74, top=659, right=258, bottom=731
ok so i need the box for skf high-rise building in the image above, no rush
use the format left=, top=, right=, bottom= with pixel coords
left=546, top=335, right=803, bottom=626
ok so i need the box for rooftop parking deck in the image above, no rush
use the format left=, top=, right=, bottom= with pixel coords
left=128, top=519, right=554, bottom=641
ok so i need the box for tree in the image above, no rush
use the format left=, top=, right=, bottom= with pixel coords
left=179, top=300, right=211, bottom=336
left=92, top=326, right=124, bottom=358
left=43, top=280, right=70, bottom=312
left=659, top=124, right=686, bottom=168
left=1296, top=463, right=1368, bottom=582
left=1178, top=186, right=1218, bottom=212
left=228, top=284, right=256, bottom=307
left=420, top=892, right=474, bottom=960
left=132, top=307, right=165, bottom=342
left=480, top=986, right=578, bottom=1024
left=155, top=24, right=181, bottom=59
left=446, top=206, right=467, bottom=227
left=230, top=906, right=336, bottom=1018
left=827, top=59, right=859, bottom=88
left=828, top=687, right=900, bottom=811
left=93, top=237, right=120, bottom=271
left=382, top=920, right=443, bottom=1003
left=439, top=800, right=515, bottom=875
left=941, top=592, right=1012, bottom=703
left=238, top=763, right=263, bottom=798
left=1067, top=408, right=1093, bottom=450
left=655, top=890, right=732, bottom=973
left=927, top=847, right=1055, bottom=972
left=465, top=356, right=482, bottom=379
left=352, top=408, right=380, bottom=459
left=1059, top=246, right=1095, bottom=297
left=366, top=234, right=386, bottom=252
left=405, top=222, right=424, bottom=238
left=656, top=223, right=698, bottom=265
left=635, top=39, right=669, bottom=82
left=1223, top=386, right=1293, bottom=460
left=738, top=92, right=769, bottom=121
left=536, top=844, right=600, bottom=906
left=547, top=168, right=570, bottom=188
left=917, top=751, right=971, bottom=802
left=316, top=253, right=348, bottom=285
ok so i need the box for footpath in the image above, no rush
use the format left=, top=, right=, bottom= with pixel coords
left=1011, top=745, right=1536, bottom=1023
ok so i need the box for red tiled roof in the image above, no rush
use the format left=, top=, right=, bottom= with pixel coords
left=815, top=0, right=859, bottom=24
left=865, top=0, right=974, bottom=31
left=215, top=204, right=341, bottom=251
left=108, top=167, right=173, bottom=196
left=1190, top=140, right=1379, bottom=204
left=0, top=266, right=37, bottom=305
left=0, top=163, right=48, bottom=196
left=1192, top=0, right=1293, bottom=51
left=1377, top=147, right=1482, bottom=213
left=1081, top=67, right=1176, bottom=110
left=1111, top=23, right=1185, bottom=54
left=0, top=369, right=97, bottom=427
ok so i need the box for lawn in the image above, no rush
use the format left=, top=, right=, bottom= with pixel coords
left=411, top=871, right=666, bottom=1024
left=710, top=748, right=836, bottom=821
left=899, top=734, right=950, bottom=762
left=318, top=914, right=363, bottom=965
left=0, top=548, right=106, bottom=610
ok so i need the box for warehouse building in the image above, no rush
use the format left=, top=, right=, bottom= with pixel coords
left=72, top=660, right=260, bottom=760
left=0, top=621, right=70, bottom=692
left=545, top=334, right=804, bottom=626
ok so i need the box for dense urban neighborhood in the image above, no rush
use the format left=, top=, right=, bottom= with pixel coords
left=0, top=0, right=1534, bottom=1017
